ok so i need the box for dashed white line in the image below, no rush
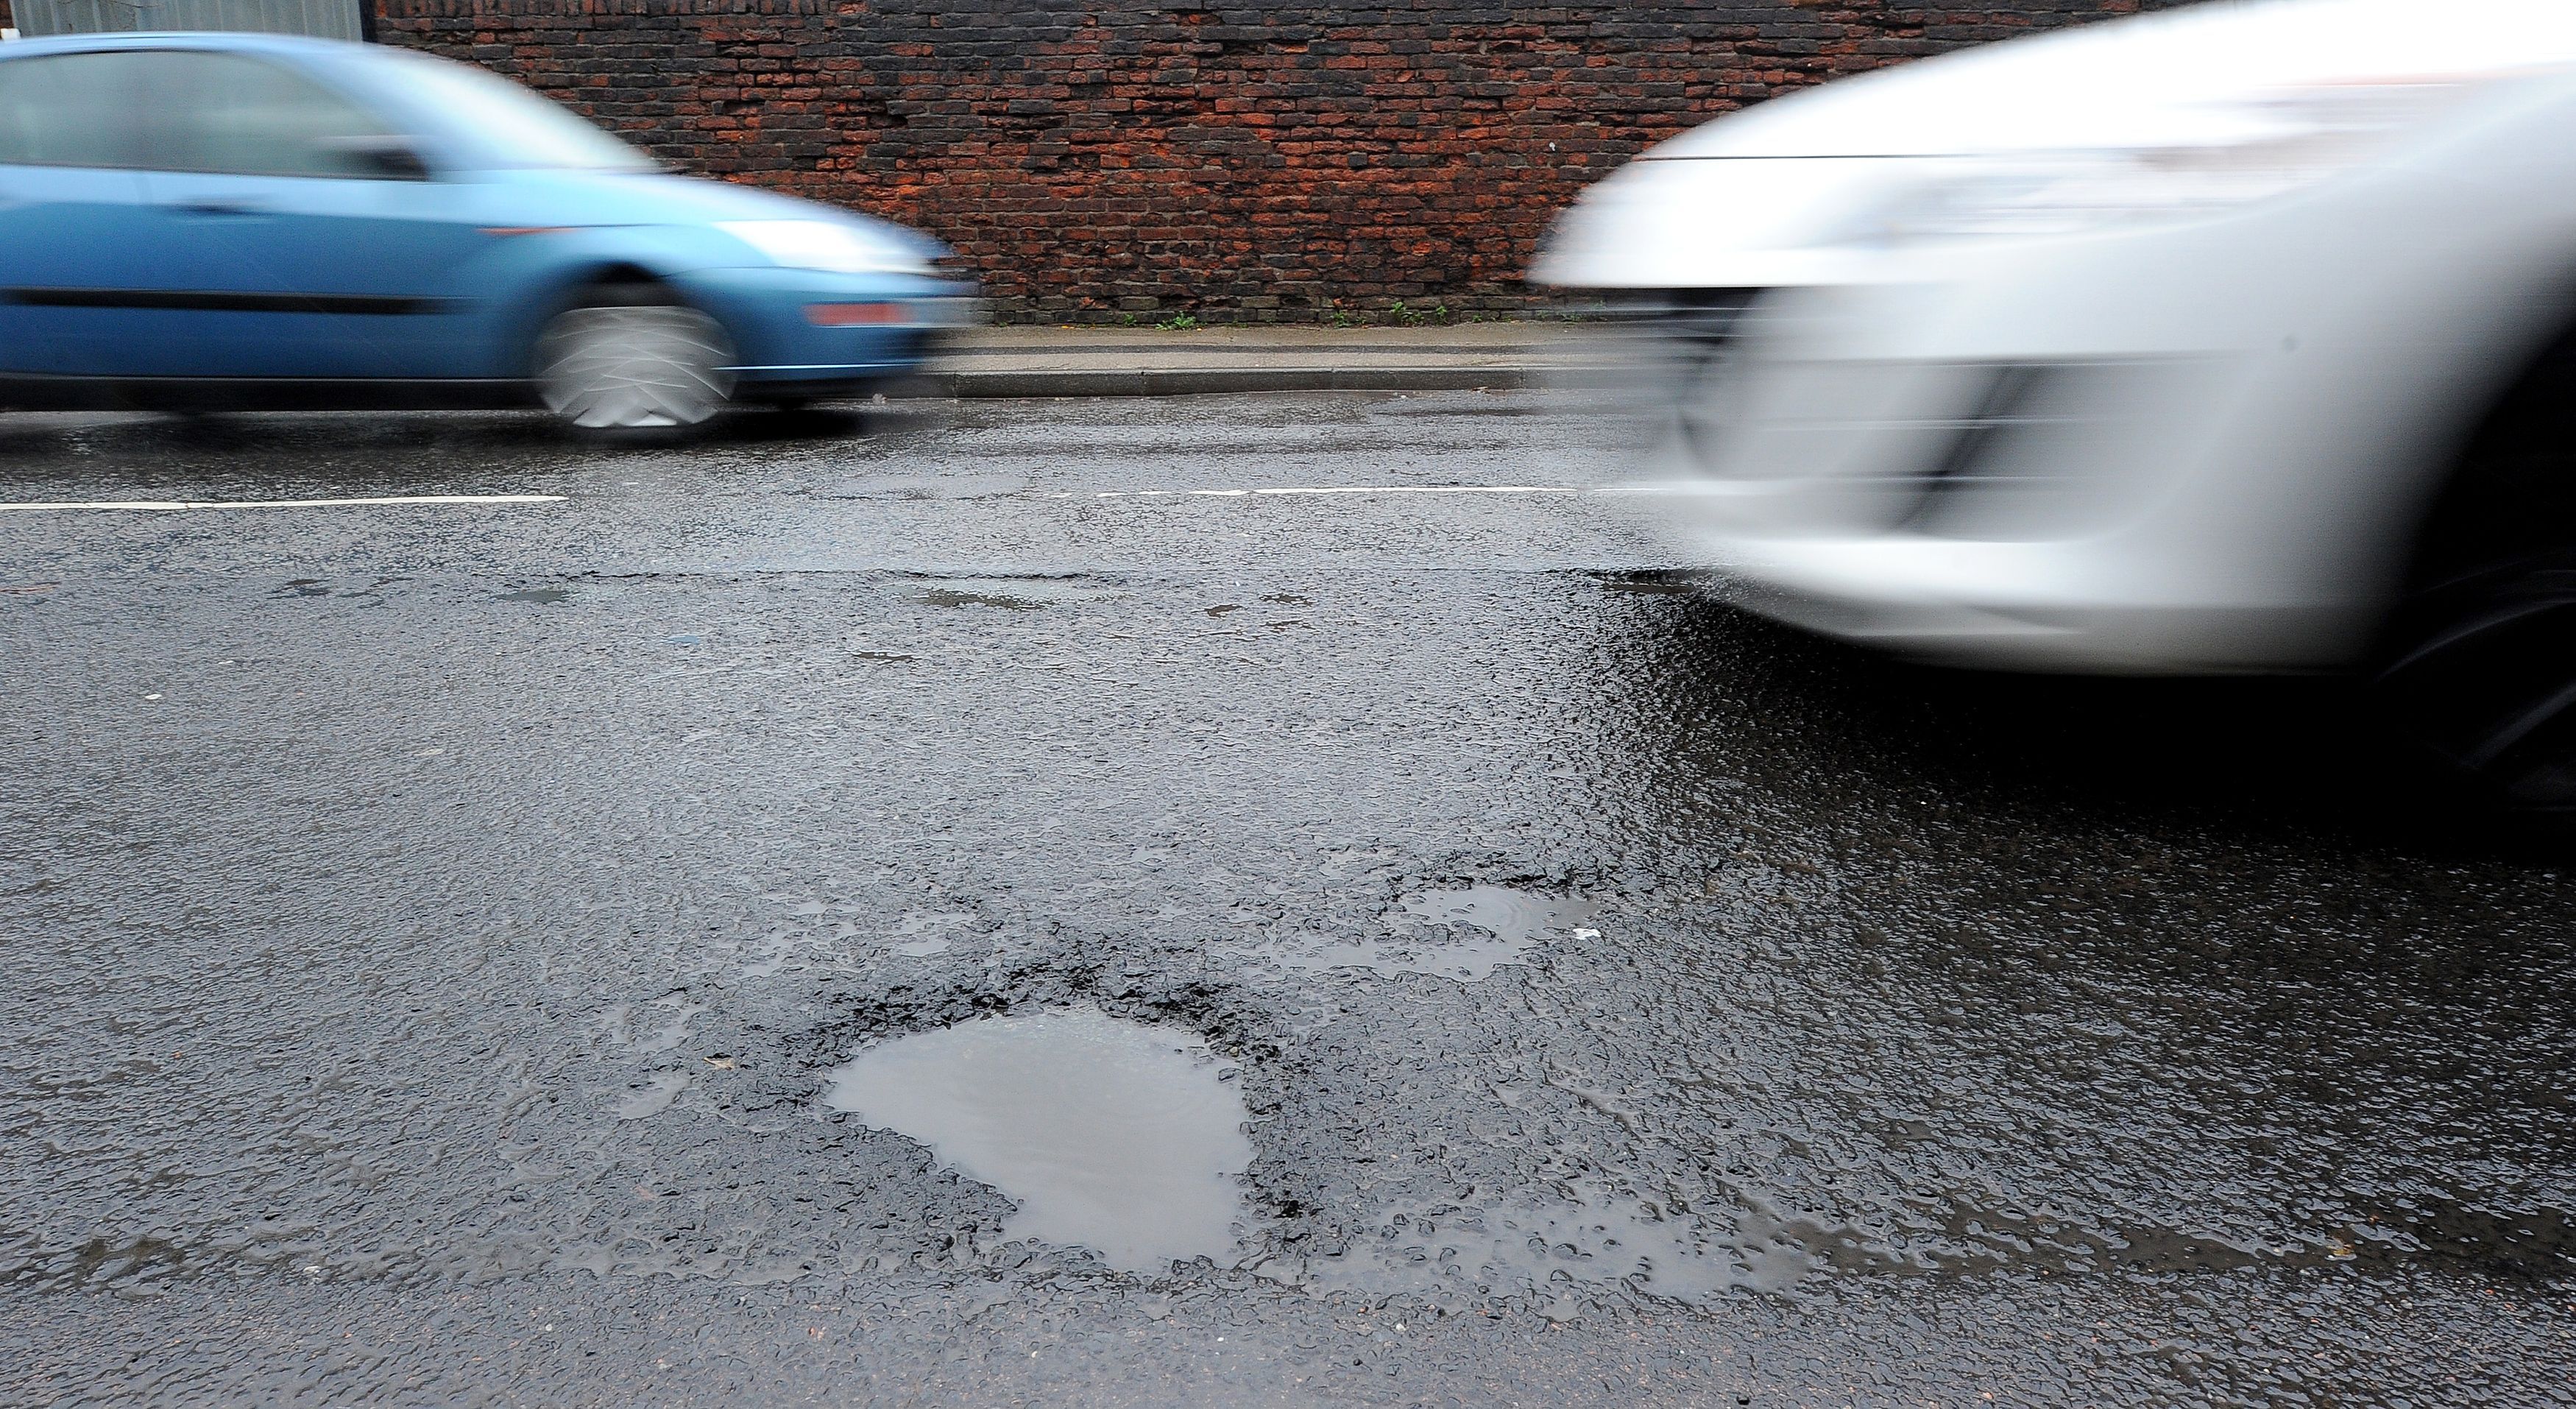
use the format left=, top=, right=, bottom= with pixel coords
left=0, top=494, right=567, bottom=512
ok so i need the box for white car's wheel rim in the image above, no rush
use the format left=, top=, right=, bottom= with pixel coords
left=534, top=304, right=737, bottom=429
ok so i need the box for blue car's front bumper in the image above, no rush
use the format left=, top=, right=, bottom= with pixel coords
left=672, top=267, right=979, bottom=393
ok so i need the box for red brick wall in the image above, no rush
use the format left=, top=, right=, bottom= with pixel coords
left=377, top=1, right=2172, bottom=322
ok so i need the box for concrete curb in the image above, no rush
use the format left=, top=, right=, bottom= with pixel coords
left=919, top=364, right=1577, bottom=398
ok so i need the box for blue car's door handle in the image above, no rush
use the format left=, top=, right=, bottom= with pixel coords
left=175, top=197, right=270, bottom=216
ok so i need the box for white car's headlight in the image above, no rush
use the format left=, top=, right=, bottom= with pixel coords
left=1822, top=80, right=2499, bottom=247
left=716, top=219, right=932, bottom=276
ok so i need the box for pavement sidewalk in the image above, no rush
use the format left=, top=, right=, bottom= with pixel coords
left=922, top=322, right=1618, bottom=398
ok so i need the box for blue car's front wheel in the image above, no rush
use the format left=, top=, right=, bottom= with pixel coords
left=532, top=292, right=737, bottom=433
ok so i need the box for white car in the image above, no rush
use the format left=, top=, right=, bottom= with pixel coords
left=1536, top=0, right=2576, bottom=808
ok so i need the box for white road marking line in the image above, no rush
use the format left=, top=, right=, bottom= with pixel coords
left=1244, top=485, right=1583, bottom=495
left=4, top=486, right=1680, bottom=510
left=0, top=494, right=567, bottom=512
left=1093, top=484, right=1672, bottom=499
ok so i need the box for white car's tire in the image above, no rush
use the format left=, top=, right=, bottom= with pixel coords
left=2373, top=336, right=2576, bottom=811
left=2376, top=559, right=2576, bottom=813
left=533, top=292, right=737, bottom=433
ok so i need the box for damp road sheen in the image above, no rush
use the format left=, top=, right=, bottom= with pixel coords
left=821, top=1008, right=1254, bottom=1273
left=15, top=395, right=2576, bottom=1407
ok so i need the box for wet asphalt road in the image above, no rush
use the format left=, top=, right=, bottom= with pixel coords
left=4, top=392, right=2575, bottom=1406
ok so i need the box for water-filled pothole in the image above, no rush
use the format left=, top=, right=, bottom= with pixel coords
left=821, top=1007, right=1253, bottom=1273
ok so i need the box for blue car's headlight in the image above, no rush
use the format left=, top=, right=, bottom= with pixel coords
left=715, top=219, right=933, bottom=276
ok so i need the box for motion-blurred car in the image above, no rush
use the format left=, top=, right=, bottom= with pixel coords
left=1536, top=0, right=2576, bottom=806
left=0, top=32, right=973, bottom=431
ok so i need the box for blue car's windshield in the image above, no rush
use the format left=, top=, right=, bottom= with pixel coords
left=382, top=52, right=657, bottom=172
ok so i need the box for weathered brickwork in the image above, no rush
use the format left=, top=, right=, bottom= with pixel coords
left=375, top=1, right=2174, bottom=322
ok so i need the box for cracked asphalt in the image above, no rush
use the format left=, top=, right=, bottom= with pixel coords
left=4, top=392, right=2574, bottom=1406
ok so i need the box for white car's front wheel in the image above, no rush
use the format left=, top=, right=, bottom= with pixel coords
left=533, top=291, right=737, bottom=433
left=2373, top=335, right=2576, bottom=812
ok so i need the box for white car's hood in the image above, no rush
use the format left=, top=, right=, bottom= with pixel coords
left=1536, top=0, right=2576, bottom=287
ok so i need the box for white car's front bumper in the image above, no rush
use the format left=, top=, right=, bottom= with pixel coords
left=1657, top=495, right=2367, bottom=674
left=1579, top=152, right=2575, bottom=675
left=1613, top=286, right=2387, bottom=672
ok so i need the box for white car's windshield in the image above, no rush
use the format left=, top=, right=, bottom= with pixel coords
left=385, top=52, right=657, bottom=171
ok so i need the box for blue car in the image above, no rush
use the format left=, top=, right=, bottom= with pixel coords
left=0, top=32, right=975, bottom=431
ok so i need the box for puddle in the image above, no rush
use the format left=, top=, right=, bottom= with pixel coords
left=629, top=998, right=704, bottom=1056
left=618, top=1071, right=690, bottom=1120
left=1403, top=886, right=1596, bottom=947
left=591, top=996, right=704, bottom=1058
left=821, top=1008, right=1252, bottom=1272
left=890, top=910, right=970, bottom=957
left=911, top=576, right=1111, bottom=610
left=496, top=587, right=570, bottom=604
left=1259, top=886, right=1596, bottom=981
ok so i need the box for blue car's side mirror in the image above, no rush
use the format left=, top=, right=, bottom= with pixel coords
left=322, top=134, right=435, bottom=182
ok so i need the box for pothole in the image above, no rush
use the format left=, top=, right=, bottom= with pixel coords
left=909, top=576, right=1113, bottom=610
left=821, top=1006, right=1253, bottom=1274
left=831, top=474, right=1028, bottom=501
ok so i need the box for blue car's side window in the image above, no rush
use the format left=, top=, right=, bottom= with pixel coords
left=0, top=49, right=397, bottom=178
left=0, top=51, right=155, bottom=169
left=154, top=52, right=400, bottom=180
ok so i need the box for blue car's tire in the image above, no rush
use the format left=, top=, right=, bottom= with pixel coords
left=532, top=288, right=736, bottom=433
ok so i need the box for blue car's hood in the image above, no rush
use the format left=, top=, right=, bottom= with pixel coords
left=478, top=169, right=942, bottom=258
